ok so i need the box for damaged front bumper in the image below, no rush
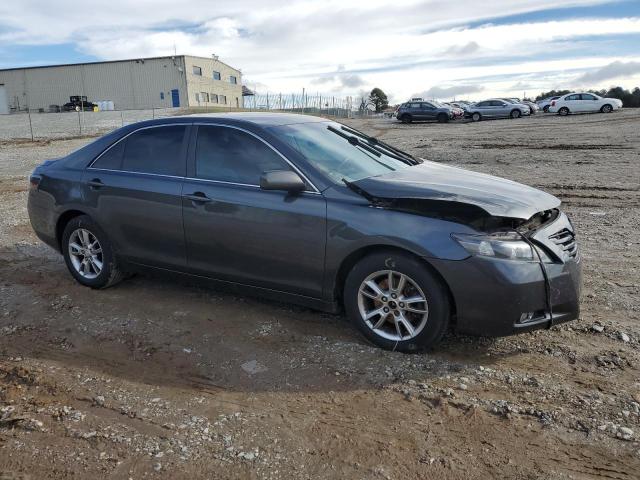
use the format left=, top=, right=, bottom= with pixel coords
left=429, top=213, right=582, bottom=337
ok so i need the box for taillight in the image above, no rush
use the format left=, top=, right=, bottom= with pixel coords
left=551, top=101, right=556, bottom=106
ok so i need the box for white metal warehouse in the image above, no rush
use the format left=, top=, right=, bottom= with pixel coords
left=0, top=55, right=244, bottom=113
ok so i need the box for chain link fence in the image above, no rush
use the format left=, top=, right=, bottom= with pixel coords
left=0, top=93, right=378, bottom=141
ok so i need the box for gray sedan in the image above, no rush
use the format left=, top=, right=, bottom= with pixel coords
left=27, top=113, right=580, bottom=351
left=465, top=99, right=531, bottom=121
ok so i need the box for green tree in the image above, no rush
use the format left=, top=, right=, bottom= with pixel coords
left=369, top=88, right=389, bottom=113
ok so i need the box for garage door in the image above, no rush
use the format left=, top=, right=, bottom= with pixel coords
left=0, top=85, right=8, bottom=114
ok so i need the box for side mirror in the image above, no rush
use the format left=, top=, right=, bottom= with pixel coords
left=260, top=170, right=306, bottom=193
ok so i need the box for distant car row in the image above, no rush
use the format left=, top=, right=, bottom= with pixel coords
left=396, top=92, right=621, bottom=123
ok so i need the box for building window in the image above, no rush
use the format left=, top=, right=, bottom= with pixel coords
left=160, top=92, right=164, bottom=100
left=195, top=93, right=200, bottom=102
left=229, top=75, right=237, bottom=84
left=211, top=94, right=218, bottom=104
left=213, top=71, right=221, bottom=80
left=220, top=95, right=227, bottom=104
left=193, top=65, right=202, bottom=76
left=201, top=92, right=209, bottom=102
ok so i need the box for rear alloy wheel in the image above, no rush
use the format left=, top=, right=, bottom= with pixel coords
left=62, top=215, right=125, bottom=289
left=344, top=251, right=450, bottom=352
left=510, top=109, right=521, bottom=119
left=471, top=112, right=481, bottom=122
left=437, top=113, right=449, bottom=123
left=558, top=107, right=570, bottom=116
left=400, top=114, right=412, bottom=124
left=543, top=105, right=550, bottom=113
left=600, top=104, right=613, bottom=113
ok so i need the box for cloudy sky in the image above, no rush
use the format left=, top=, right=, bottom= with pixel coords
left=1, top=0, right=639, bottom=102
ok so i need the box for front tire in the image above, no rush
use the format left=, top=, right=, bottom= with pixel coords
left=600, top=104, right=613, bottom=113
left=400, top=114, right=412, bottom=124
left=558, top=107, right=569, bottom=116
left=437, top=113, right=449, bottom=123
left=344, top=251, right=450, bottom=352
left=471, top=112, right=481, bottom=122
left=62, top=215, right=125, bottom=289
left=510, top=109, right=521, bottom=119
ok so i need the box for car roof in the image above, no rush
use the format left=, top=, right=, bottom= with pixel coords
left=180, top=112, right=329, bottom=127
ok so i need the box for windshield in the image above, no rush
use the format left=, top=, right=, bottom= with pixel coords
left=267, top=121, right=413, bottom=183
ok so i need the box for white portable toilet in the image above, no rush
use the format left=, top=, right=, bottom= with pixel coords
left=0, top=85, right=9, bottom=114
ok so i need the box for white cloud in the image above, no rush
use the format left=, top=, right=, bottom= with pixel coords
left=415, top=85, right=484, bottom=100
left=1, top=0, right=639, bottom=99
left=577, top=61, right=640, bottom=83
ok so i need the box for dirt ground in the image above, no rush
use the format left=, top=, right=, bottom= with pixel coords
left=0, top=110, right=639, bottom=479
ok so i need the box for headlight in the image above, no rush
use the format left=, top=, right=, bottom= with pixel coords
left=452, top=232, right=534, bottom=261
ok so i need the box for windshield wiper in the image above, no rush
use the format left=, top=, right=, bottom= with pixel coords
left=327, top=125, right=382, bottom=157
left=340, top=126, right=420, bottom=165
left=327, top=126, right=406, bottom=171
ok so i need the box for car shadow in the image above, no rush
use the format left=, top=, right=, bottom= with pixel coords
left=1, top=244, right=524, bottom=395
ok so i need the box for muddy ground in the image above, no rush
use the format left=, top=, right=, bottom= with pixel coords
left=0, top=110, right=639, bottom=479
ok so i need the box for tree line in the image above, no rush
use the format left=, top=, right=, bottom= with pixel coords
left=534, top=86, right=640, bottom=107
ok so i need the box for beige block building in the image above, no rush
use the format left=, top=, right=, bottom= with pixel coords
left=0, top=55, right=243, bottom=113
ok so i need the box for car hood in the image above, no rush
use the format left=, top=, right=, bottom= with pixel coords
left=352, top=160, right=560, bottom=220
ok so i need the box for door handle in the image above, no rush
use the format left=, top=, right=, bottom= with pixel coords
left=87, top=178, right=104, bottom=189
left=183, top=192, right=213, bottom=203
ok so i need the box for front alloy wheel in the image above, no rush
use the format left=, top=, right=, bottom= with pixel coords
left=358, top=270, right=429, bottom=341
left=344, top=251, right=450, bottom=352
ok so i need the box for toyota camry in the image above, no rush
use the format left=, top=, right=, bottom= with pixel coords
left=28, top=113, right=581, bottom=351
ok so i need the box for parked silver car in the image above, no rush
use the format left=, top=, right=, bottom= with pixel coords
left=537, top=96, right=561, bottom=113
left=500, top=98, right=540, bottom=115
left=465, top=99, right=531, bottom=122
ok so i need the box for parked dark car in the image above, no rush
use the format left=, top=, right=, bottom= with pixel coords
left=396, top=101, right=454, bottom=123
left=28, top=113, right=581, bottom=351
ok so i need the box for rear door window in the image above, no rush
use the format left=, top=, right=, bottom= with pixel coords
left=121, top=125, right=187, bottom=176
left=195, top=126, right=291, bottom=185
left=93, top=140, right=125, bottom=170
left=580, top=94, right=596, bottom=100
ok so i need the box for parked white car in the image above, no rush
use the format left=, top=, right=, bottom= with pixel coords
left=548, top=93, right=623, bottom=115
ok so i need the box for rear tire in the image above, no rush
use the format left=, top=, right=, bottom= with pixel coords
left=437, top=113, right=449, bottom=123
left=471, top=112, right=481, bottom=122
left=600, top=104, right=612, bottom=113
left=543, top=105, right=550, bottom=113
left=400, top=114, right=412, bottom=124
left=344, top=251, right=450, bottom=352
left=62, top=215, right=125, bottom=289
left=558, top=107, right=569, bottom=116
